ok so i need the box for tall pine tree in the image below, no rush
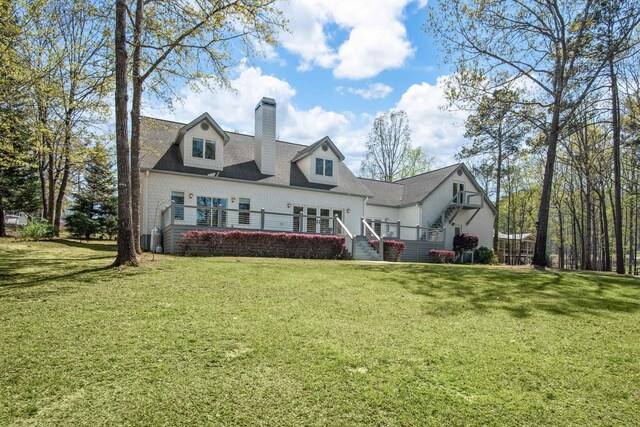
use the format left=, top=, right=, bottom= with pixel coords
left=65, top=142, right=117, bottom=239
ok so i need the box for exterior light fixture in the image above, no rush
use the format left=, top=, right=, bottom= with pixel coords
left=188, top=193, right=194, bottom=199
left=346, top=208, right=351, bottom=214
left=231, top=197, right=236, bottom=203
left=287, top=203, right=292, bottom=208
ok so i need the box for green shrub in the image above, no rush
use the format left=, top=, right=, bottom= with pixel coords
left=20, top=221, right=54, bottom=241
left=474, top=246, right=498, bottom=264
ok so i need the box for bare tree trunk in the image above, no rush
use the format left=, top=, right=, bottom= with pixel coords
left=534, top=102, right=561, bottom=267
left=53, top=153, right=70, bottom=236
left=0, top=198, right=5, bottom=237
left=114, top=0, right=138, bottom=267
left=493, top=138, right=502, bottom=249
left=584, top=175, right=593, bottom=270
left=558, top=206, right=565, bottom=269
left=38, top=156, right=48, bottom=220
left=130, top=0, right=144, bottom=254
left=47, top=143, right=56, bottom=223
left=610, top=59, right=624, bottom=274
left=599, top=190, right=611, bottom=271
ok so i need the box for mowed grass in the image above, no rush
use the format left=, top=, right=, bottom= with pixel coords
left=1, top=238, right=640, bottom=426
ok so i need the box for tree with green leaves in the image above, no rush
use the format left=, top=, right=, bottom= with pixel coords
left=128, top=0, right=286, bottom=254
left=427, top=0, right=640, bottom=268
left=457, top=88, right=529, bottom=248
left=360, top=110, right=431, bottom=182
left=65, top=142, right=117, bottom=239
left=19, top=0, right=112, bottom=236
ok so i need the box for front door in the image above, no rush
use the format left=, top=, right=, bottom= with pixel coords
left=306, top=207, right=317, bottom=233
left=453, top=182, right=465, bottom=204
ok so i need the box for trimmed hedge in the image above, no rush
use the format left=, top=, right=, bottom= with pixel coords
left=369, top=239, right=406, bottom=262
left=178, top=230, right=345, bottom=259
left=428, top=249, right=455, bottom=263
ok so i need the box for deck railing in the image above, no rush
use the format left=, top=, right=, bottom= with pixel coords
left=451, top=190, right=483, bottom=207
left=160, top=203, right=445, bottom=244
left=363, top=219, right=445, bottom=243
left=160, top=203, right=346, bottom=235
left=362, top=218, right=384, bottom=260
left=334, top=215, right=356, bottom=257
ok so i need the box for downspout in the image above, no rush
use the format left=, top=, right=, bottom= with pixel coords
left=362, top=196, right=368, bottom=236
left=144, top=170, right=149, bottom=242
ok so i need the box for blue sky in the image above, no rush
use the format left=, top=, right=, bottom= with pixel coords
left=145, top=0, right=468, bottom=172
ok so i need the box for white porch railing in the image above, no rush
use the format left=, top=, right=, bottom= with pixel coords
left=362, top=218, right=384, bottom=260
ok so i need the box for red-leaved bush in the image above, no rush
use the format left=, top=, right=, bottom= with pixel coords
left=178, top=230, right=345, bottom=259
left=368, top=239, right=406, bottom=262
left=453, top=233, right=479, bottom=253
left=428, top=249, right=455, bottom=263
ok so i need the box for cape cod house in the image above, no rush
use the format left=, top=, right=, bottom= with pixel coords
left=139, top=97, right=496, bottom=261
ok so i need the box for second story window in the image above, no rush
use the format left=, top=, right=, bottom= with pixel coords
left=315, top=158, right=334, bottom=177
left=192, top=138, right=203, bottom=158
left=325, top=159, right=333, bottom=177
left=192, top=137, right=216, bottom=160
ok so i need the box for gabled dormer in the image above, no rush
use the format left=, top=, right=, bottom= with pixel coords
left=174, top=113, right=229, bottom=171
left=292, top=136, right=344, bottom=186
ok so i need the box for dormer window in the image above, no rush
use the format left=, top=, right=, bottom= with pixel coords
left=192, top=137, right=215, bottom=160
left=315, top=158, right=333, bottom=177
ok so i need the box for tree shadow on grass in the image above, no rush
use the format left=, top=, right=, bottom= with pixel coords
left=0, top=240, right=121, bottom=297
left=344, top=262, right=640, bottom=319
left=49, top=239, right=117, bottom=252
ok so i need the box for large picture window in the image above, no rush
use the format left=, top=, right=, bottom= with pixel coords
left=197, top=197, right=227, bottom=226
left=171, top=191, right=185, bottom=221
left=239, top=198, right=250, bottom=225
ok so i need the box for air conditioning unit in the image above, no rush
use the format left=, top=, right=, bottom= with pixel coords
left=151, top=228, right=163, bottom=253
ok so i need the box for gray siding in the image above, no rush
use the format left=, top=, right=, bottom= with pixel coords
left=383, top=238, right=444, bottom=262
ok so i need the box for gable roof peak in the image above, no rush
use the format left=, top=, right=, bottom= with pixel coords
left=173, top=112, right=230, bottom=146
left=291, top=136, right=345, bottom=163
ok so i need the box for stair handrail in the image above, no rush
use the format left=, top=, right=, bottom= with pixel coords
left=362, top=218, right=384, bottom=260
left=335, top=215, right=356, bottom=259
left=334, top=216, right=353, bottom=239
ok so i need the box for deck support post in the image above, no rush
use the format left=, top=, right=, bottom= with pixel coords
left=396, top=221, right=401, bottom=239
left=260, top=209, right=265, bottom=230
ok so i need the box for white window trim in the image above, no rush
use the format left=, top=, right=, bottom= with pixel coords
left=191, top=136, right=216, bottom=160
left=315, top=158, right=334, bottom=177
left=170, top=190, right=186, bottom=223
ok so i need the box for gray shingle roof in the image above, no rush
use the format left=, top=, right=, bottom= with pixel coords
left=357, top=164, right=462, bottom=207
left=139, top=116, right=373, bottom=197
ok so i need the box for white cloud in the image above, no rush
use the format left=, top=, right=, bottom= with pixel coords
left=396, top=76, right=469, bottom=166
left=347, top=83, right=394, bottom=100
left=143, top=65, right=354, bottom=146
left=279, top=0, right=424, bottom=79
left=144, top=66, right=467, bottom=172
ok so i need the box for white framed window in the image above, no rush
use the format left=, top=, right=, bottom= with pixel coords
left=315, top=158, right=334, bottom=176
left=239, top=198, right=250, bottom=225
left=171, top=191, right=185, bottom=221
left=192, top=137, right=215, bottom=160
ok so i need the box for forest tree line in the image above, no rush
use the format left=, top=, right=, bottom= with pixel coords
left=428, top=0, right=640, bottom=274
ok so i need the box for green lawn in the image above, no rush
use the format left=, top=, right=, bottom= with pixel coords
left=1, top=238, right=639, bottom=426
